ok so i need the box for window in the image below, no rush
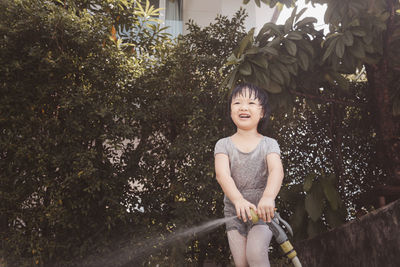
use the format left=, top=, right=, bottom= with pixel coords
left=165, top=0, right=182, bottom=21
left=150, top=0, right=183, bottom=37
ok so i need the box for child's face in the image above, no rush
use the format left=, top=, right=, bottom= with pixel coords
left=230, top=88, right=263, bottom=131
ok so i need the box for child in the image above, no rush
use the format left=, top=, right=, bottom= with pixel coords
left=214, top=83, right=284, bottom=267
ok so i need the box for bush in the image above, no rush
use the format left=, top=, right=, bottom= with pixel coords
left=0, top=1, right=137, bottom=265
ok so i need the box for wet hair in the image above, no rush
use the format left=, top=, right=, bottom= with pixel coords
left=228, top=83, right=271, bottom=132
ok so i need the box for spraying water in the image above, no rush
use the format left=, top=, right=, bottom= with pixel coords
left=80, top=216, right=236, bottom=266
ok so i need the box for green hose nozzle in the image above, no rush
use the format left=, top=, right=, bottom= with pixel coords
left=250, top=209, right=259, bottom=224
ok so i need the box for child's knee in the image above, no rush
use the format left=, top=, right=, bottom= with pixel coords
left=246, top=248, right=269, bottom=266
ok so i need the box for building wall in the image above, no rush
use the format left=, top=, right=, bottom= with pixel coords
left=182, top=0, right=278, bottom=34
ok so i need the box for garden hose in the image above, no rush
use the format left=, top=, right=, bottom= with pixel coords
left=250, top=209, right=302, bottom=267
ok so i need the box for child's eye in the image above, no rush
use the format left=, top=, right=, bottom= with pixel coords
left=233, top=102, right=240, bottom=104
left=249, top=102, right=256, bottom=104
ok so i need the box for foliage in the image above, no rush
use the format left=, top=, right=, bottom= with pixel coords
left=225, top=0, right=400, bottom=239
left=232, top=0, right=400, bottom=128
left=52, top=0, right=172, bottom=56
left=0, top=0, right=167, bottom=265
left=244, top=0, right=295, bottom=9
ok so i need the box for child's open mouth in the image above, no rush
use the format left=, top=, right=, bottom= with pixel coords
left=239, top=114, right=250, bottom=118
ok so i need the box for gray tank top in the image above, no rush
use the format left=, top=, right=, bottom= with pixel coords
left=214, top=136, right=281, bottom=235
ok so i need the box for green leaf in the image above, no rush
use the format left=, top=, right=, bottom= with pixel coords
left=295, top=7, right=308, bottom=22
left=276, top=62, right=290, bottom=84
left=239, top=61, right=252, bottom=76
left=321, top=176, right=340, bottom=210
left=351, top=28, right=366, bottom=37
left=226, top=53, right=238, bottom=64
left=284, top=39, right=297, bottom=56
left=243, top=0, right=250, bottom=4
left=298, top=49, right=309, bottom=71
left=260, top=46, right=279, bottom=56
left=255, top=0, right=261, bottom=7
left=322, top=38, right=337, bottom=62
left=249, top=56, right=268, bottom=69
left=256, top=28, right=272, bottom=43
left=343, top=31, right=354, bottom=46
left=268, top=36, right=283, bottom=47
left=287, top=31, right=303, bottom=40
left=257, top=72, right=271, bottom=89
left=324, top=2, right=336, bottom=24
left=286, top=63, right=298, bottom=75
left=243, top=74, right=256, bottom=85
left=267, top=80, right=282, bottom=93
left=259, top=22, right=282, bottom=36
left=245, top=47, right=260, bottom=55
left=335, top=38, right=345, bottom=58
left=270, top=65, right=285, bottom=84
left=295, top=17, right=317, bottom=28
left=303, top=173, right=314, bottom=192
left=284, top=6, right=297, bottom=33
left=299, top=40, right=314, bottom=57
left=305, top=182, right=325, bottom=222
left=278, top=55, right=297, bottom=65
left=237, top=28, right=255, bottom=58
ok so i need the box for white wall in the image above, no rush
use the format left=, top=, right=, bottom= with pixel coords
left=182, top=0, right=278, bottom=34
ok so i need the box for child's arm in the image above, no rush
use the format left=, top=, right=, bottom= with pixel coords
left=258, top=153, right=284, bottom=222
left=215, top=153, right=257, bottom=222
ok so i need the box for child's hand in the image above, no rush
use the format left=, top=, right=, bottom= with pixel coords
left=257, top=196, right=275, bottom=222
left=233, top=198, right=257, bottom=222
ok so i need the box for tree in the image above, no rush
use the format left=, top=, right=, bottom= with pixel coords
left=225, top=0, right=400, bottom=209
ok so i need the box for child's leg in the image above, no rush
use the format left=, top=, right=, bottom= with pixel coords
left=245, top=225, right=273, bottom=267
left=227, top=229, right=248, bottom=267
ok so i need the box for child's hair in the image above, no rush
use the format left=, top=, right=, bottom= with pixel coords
left=228, top=83, right=271, bottom=132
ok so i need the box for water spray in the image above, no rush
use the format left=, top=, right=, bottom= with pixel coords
left=250, top=209, right=302, bottom=267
